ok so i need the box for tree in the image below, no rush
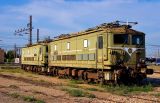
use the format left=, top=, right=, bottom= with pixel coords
left=5, top=50, right=14, bottom=62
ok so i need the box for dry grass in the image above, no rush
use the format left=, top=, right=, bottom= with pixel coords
left=0, top=68, right=155, bottom=97
left=61, top=86, right=96, bottom=98
left=69, top=79, right=84, bottom=84
left=100, top=84, right=153, bottom=95
left=9, top=92, right=45, bottom=103
left=86, top=87, right=98, bottom=91
left=155, top=93, right=160, bottom=97
left=0, top=68, right=25, bottom=74
left=8, top=85, right=19, bottom=89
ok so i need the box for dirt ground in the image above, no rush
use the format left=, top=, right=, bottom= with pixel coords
left=0, top=66, right=160, bottom=103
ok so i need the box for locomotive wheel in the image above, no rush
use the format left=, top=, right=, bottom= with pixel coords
left=83, top=72, right=88, bottom=83
left=77, top=70, right=84, bottom=80
left=99, top=78, right=105, bottom=85
left=94, top=79, right=99, bottom=84
left=78, top=74, right=83, bottom=80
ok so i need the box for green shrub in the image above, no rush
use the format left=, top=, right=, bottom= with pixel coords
left=101, top=84, right=153, bottom=95
left=86, top=93, right=96, bottom=98
left=22, top=95, right=45, bottom=103
left=68, top=89, right=85, bottom=97
left=67, top=84, right=79, bottom=88
left=61, top=87, right=96, bottom=98
left=70, top=80, right=83, bottom=84
left=35, top=100, right=45, bottom=103
left=155, top=93, right=160, bottom=97
left=68, top=89, right=96, bottom=98
left=23, top=96, right=36, bottom=102
left=87, top=88, right=98, bottom=91
left=9, top=93, right=20, bottom=98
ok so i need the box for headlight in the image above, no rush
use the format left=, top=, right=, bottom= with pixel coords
left=139, top=58, right=145, bottom=63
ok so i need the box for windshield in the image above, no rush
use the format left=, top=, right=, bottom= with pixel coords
left=114, top=34, right=128, bottom=44
left=132, top=35, right=143, bottom=45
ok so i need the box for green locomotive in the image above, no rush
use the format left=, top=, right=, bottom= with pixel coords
left=21, top=43, right=48, bottom=72
left=21, top=21, right=153, bottom=84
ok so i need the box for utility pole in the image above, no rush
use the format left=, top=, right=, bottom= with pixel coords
left=14, top=44, right=17, bottom=58
left=15, top=15, right=33, bottom=46
left=37, top=29, right=39, bottom=42
left=19, top=48, right=21, bottom=64
left=29, top=15, right=32, bottom=45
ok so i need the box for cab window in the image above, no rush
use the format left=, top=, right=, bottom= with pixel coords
left=98, top=36, right=103, bottom=49
left=132, top=35, right=143, bottom=45
left=114, top=34, right=128, bottom=44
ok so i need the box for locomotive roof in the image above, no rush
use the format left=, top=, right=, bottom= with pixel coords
left=22, top=42, right=47, bottom=48
left=23, top=21, right=144, bottom=47
left=52, top=21, right=144, bottom=41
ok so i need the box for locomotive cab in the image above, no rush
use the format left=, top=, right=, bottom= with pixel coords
left=104, top=26, right=153, bottom=83
left=112, top=33, right=145, bottom=68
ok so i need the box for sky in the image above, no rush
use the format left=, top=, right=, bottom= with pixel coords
left=0, top=0, right=160, bottom=56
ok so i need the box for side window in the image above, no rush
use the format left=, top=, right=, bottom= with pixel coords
left=67, top=42, right=70, bottom=50
left=98, top=36, right=103, bottom=49
left=39, top=47, right=42, bottom=54
left=54, top=45, right=57, bottom=50
left=46, top=46, right=48, bottom=53
left=83, top=39, right=88, bottom=48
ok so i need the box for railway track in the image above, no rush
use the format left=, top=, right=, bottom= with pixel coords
left=127, top=95, right=160, bottom=102
left=0, top=73, right=159, bottom=103
left=0, top=64, right=20, bottom=69
left=154, top=71, right=160, bottom=74
left=0, top=74, right=57, bottom=88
